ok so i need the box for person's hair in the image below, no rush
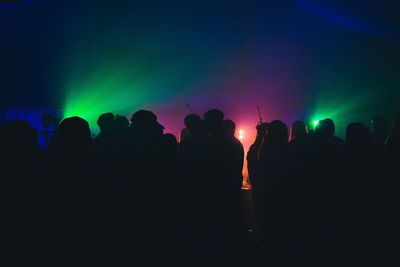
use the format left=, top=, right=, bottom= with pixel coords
left=256, top=123, right=269, bottom=136
left=324, top=118, right=335, bottom=137
left=268, top=120, right=288, bottom=145
left=184, top=114, right=201, bottom=129
left=114, top=115, right=130, bottom=128
left=253, top=122, right=269, bottom=145
left=97, top=113, right=115, bottom=131
left=291, top=120, right=306, bottom=140
left=204, top=109, right=224, bottom=134
left=204, top=109, right=224, bottom=124
left=130, top=110, right=158, bottom=125
left=223, top=119, right=236, bottom=136
left=56, top=116, right=91, bottom=145
left=180, top=128, right=190, bottom=142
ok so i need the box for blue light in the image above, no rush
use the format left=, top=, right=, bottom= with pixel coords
left=0, top=108, right=62, bottom=147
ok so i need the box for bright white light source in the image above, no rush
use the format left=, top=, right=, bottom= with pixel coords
left=238, top=129, right=245, bottom=140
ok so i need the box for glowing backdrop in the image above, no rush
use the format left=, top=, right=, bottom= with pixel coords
left=1, top=0, right=400, bottom=140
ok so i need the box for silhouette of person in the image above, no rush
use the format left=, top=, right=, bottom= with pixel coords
left=290, top=120, right=306, bottom=141
left=0, top=120, right=46, bottom=265
left=180, top=127, right=190, bottom=142
left=324, top=118, right=345, bottom=147
left=98, top=112, right=115, bottom=129
left=114, top=114, right=129, bottom=128
left=179, top=113, right=206, bottom=157
left=113, top=114, right=130, bottom=149
left=7, top=107, right=400, bottom=266
left=127, top=109, right=166, bottom=196
left=223, top=119, right=245, bottom=199
left=289, top=119, right=309, bottom=167
left=46, top=116, right=104, bottom=264
left=179, top=114, right=208, bottom=200
left=247, top=122, right=269, bottom=189
left=257, top=120, right=290, bottom=253
left=126, top=109, right=185, bottom=265
left=204, top=109, right=224, bottom=137
left=92, top=113, right=116, bottom=167
left=371, top=115, right=391, bottom=148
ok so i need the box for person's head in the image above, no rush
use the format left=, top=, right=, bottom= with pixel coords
left=223, top=119, right=236, bottom=137
left=346, top=122, right=371, bottom=149
left=253, top=122, right=269, bottom=144
left=97, top=113, right=115, bottom=133
left=130, top=110, right=164, bottom=135
left=180, top=128, right=190, bottom=142
left=184, top=114, right=204, bottom=137
left=291, top=120, right=306, bottom=140
left=315, top=119, right=331, bottom=143
left=56, top=116, right=92, bottom=146
left=256, top=122, right=269, bottom=137
left=267, top=120, right=288, bottom=145
left=114, top=115, right=130, bottom=129
left=324, top=118, right=335, bottom=137
left=204, top=109, right=224, bottom=135
left=163, top=133, right=178, bottom=154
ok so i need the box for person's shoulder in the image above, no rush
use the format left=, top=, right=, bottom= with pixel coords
left=232, top=137, right=244, bottom=151
left=248, top=143, right=256, bottom=151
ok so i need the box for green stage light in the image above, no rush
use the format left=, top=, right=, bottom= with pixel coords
left=313, top=120, right=319, bottom=127
left=305, top=67, right=374, bottom=137
left=61, top=48, right=200, bottom=134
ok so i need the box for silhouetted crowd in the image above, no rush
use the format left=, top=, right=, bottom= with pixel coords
left=1, top=109, right=399, bottom=267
